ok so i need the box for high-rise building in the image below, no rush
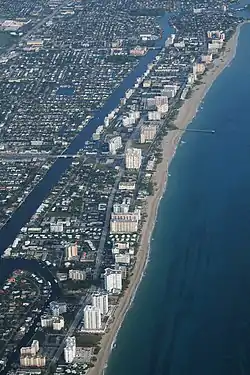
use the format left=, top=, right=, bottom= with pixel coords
left=140, top=124, right=157, bottom=143
left=161, top=84, right=179, bottom=98
left=125, top=148, right=142, bottom=170
left=113, top=202, right=130, bottom=214
left=193, top=63, right=205, bottom=75
left=40, top=314, right=64, bottom=330
left=53, top=316, right=65, bottom=331
left=68, top=269, right=86, bottom=281
left=118, top=182, right=136, bottom=191
left=92, top=292, right=109, bottom=315
left=104, top=268, right=122, bottom=294
left=146, top=97, right=156, bottom=108
left=64, top=336, right=76, bottom=363
left=50, top=222, right=64, bottom=233
left=115, top=253, right=131, bottom=265
left=50, top=301, right=67, bottom=316
left=110, top=212, right=139, bottom=233
left=65, top=243, right=78, bottom=260
left=201, top=54, right=213, bottom=64
left=154, top=95, right=168, bottom=107
left=20, top=355, right=46, bottom=368
left=108, top=136, right=122, bottom=155
left=20, top=340, right=39, bottom=357
left=41, top=315, right=54, bottom=328
left=157, top=103, right=169, bottom=114
left=148, top=111, right=161, bottom=121
left=31, top=340, right=39, bottom=354
left=84, top=305, right=102, bottom=330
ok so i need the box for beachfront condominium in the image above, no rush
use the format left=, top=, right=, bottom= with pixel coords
left=104, top=268, right=122, bottom=294
left=125, top=147, right=142, bottom=170
left=92, top=292, right=109, bottom=315
left=161, top=84, right=179, bottom=98
left=140, top=124, right=157, bottom=143
left=148, top=111, right=161, bottom=121
left=64, top=336, right=76, bottom=363
left=84, top=305, right=102, bottom=330
left=154, top=95, right=168, bottom=107
left=110, top=212, right=139, bottom=233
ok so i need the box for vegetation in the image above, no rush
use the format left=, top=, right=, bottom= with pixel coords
left=76, top=333, right=101, bottom=347
left=129, top=8, right=166, bottom=16
left=106, top=55, right=139, bottom=64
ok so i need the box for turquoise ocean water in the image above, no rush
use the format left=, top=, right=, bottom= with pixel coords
left=106, top=23, right=250, bottom=375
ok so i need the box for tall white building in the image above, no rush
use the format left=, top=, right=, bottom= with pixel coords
left=69, top=269, right=86, bottom=281
left=64, top=336, right=76, bottom=363
left=92, top=292, right=109, bottom=315
left=50, top=222, right=64, bottom=233
left=108, top=136, right=122, bottom=155
left=140, top=124, right=157, bottom=143
left=53, top=316, right=65, bottom=331
left=84, top=305, right=102, bottom=330
left=41, top=315, right=54, bottom=328
left=161, top=84, right=179, bottom=98
left=157, top=103, right=169, bottom=114
left=148, top=111, right=161, bottom=121
left=50, top=301, right=67, bottom=316
left=20, top=340, right=39, bottom=356
left=113, top=202, right=129, bottom=214
left=41, top=315, right=64, bottom=330
left=154, top=95, right=168, bottom=107
left=125, top=148, right=142, bottom=170
left=110, top=212, right=139, bottom=233
left=104, top=268, right=122, bottom=294
left=146, top=97, right=156, bottom=108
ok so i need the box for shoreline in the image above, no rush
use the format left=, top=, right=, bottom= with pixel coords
left=88, top=21, right=246, bottom=375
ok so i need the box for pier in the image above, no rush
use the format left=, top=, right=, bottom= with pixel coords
left=185, top=128, right=216, bottom=134
left=177, top=128, right=216, bottom=134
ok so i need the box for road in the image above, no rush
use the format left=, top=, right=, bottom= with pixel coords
left=93, top=168, right=124, bottom=280
left=5, top=0, right=70, bottom=55
left=93, top=115, right=145, bottom=280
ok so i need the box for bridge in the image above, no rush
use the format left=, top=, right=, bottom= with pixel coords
left=0, top=153, right=81, bottom=161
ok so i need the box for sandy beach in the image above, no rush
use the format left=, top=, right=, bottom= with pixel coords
left=88, top=22, right=244, bottom=375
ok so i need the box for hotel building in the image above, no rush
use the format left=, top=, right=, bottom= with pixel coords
left=84, top=305, right=102, bottom=330
left=125, top=148, right=142, bottom=169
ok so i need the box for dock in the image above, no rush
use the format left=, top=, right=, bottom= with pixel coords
left=177, top=128, right=216, bottom=134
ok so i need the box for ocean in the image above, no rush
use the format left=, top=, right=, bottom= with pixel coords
left=106, top=22, right=250, bottom=375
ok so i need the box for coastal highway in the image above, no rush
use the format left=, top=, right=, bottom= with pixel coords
left=45, top=291, right=93, bottom=373
left=93, top=116, right=145, bottom=280
left=93, top=168, right=124, bottom=280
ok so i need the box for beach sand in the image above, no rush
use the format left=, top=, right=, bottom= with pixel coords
left=88, top=22, right=244, bottom=375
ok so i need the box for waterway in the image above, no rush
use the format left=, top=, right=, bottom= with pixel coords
left=0, top=13, right=173, bottom=256
left=105, top=22, right=250, bottom=375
